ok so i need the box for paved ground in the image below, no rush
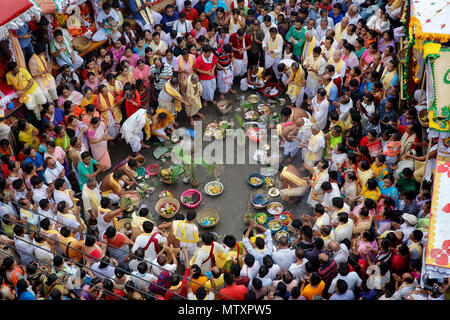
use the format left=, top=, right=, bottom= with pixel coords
left=101, top=84, right=313, bottom=241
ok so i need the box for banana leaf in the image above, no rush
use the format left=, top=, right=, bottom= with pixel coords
left=153, top=146, right=169, bottom=159
left=170, top=164, right=185, bottom=183
left=235, top=114, right=243, bottom=128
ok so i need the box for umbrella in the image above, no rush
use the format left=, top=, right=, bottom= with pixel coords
left=0, top=0, right=41, bottom=39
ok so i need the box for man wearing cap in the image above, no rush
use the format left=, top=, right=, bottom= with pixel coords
left=243, top=220, right=273, bottom=265
left=392, top=213, right=417, bottom=244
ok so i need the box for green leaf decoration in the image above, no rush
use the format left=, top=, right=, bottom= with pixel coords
left=235, top=114, right=243, bottom=127
left=153, top=146, right=169, bottom=159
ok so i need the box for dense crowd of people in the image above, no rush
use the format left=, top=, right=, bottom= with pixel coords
left=0, top=0, right=448, bottom=301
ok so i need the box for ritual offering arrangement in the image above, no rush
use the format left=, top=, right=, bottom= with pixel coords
left=251, top=189, right=270, bottom=209
left=155, top=197, right=180, bottom=218
left=267, top=202, right=284, bottom=215
left=276, top=212, right=293, bottom=226
left=257, top=104, right=271, bottom=115
left=197, top=208, right=220, bottom=228
left=247, top=173, right=265, bottom=187
left=180, top=189, right=202, bottom=208
left=268, top=219, right=283, bottom=232
left=204, top=181, right=224, bottom=196
left=275, top=230, right=289, bottom=241
left=244, top=110, right=259, bottom=121
left=254, top=212, right=268, bottom=225
left=158, top=190, right=173, bottom=199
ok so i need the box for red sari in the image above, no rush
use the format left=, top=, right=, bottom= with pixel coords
left=117, top=89, right=141, bottom=118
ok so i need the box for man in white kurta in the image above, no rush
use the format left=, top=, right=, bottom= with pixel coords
left=120, top=108, right=151, bottom=154
left=262, top=28, right=284, bottom=71
left=328, top=50, right=347, bottom=80
left=303, top=47, right=327, bottom=98
left=302, top=122, right=326, bottom=168
left=190, top=234, right=226, bottom=274
left=310, top=88, right=329, bottom=130
left=305, top=160, right=329, bottom=207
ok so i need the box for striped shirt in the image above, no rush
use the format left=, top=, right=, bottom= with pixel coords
left=149, top=63, right=173, bottom=91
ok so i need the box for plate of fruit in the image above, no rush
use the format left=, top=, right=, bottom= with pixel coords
left=267, top=202, right=284, bottom=215
left=204, top=181, right=224, bottom=196
left=254, top=212, right=268, bottom=225
left=247, top=173, right=265, bottom=187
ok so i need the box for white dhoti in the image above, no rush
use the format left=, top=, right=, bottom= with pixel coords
left=307, top=188, right=323, bottom=207
left=24, top=87, right=47, bottom=120
left=240, top=78, right=264, bottom=91
left=234, top=58, right=247, bottom=77
left=280, top=184, right=308, bottom=198
left=92, top=28, right=122, bottom=42
left=155, top=127, right=169, bottom=142
left=158, top=98, right=176, bottom=116
left=129, top=132, right=143, bottom=153
left=265, top=54, right=279, bottom=70
left=200, top=78, right=216, bottom=102
left=107, top=111, right=121, bottom=139
left=55, top=54, right=84, bottom=72
left=217, top=68, right=234, bottom=94
left=289, top=87, right=305, bottom=108
left=305, top=76, right=320, bottom=99
left=283, top=139, right=301, bottom=158
left=121, top=109, right=148, bottom=153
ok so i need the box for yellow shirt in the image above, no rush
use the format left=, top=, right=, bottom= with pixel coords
left=361, top=186, right=381, bottom=202
left=205, top=274, right=225, bottom=297
left=6, top=68, right=39, bottom=95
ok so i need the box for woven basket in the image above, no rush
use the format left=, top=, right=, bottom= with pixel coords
left=197, top=208, right=220, bottom=228
left=73, top=36, right=91, bottom=53
left=155, top=197, right=180, bottom=219
left=250, top=189, right=270, bottom=209
left=418, top=108, right=429, bottom=127
left=150, top=0, right=176, bottom=13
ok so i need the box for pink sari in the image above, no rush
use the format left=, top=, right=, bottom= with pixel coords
left=87, top=121, right=111, bottom=170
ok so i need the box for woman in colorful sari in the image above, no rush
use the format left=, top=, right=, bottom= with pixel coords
left=87, top=117, right=113, bottom=171
left=66, top=115, right=90, bottom=154
left=18, top=120, right=40, bottom=151
left=50, top=29, right=84, bottom=72
left=133, top=59, right=151, bottom=88
left=57, top=85, right=83, bottom=108
left=104, top=73, right=123, bottom=99
left=81, top=72, right=100, bottom=94
left=54, top=125, right=70, bottom=152
left=117, top=84, right=141, bottom=119
left=116, top=63, right=136, bottom=87
left=378, top=174, right=399, bottom=208
left=80, top=87, right=98, bottom=112
left=81, top=103, right=103, bottom=127
left=359, top=42, right=378, bottom=72
left=95, top=85, right=122, bottom=140
left=370, top=155, right=389, bottom=180
left=42, top=103, right=65, bottom=129
left=120, top=46, right=140, bottom=69
left=380, top=59, right=398, bottom=91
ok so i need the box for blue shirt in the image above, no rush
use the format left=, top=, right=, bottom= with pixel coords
left=257, top=14, right=276, bottom=24
left=16, top=23, right=31, bottom=48
left=160, top=11, right=179, bottom=33
left=359, top=289, right=377, bottom=300
left=330, top=290, right=355, bottom=300
left=18, top=290, right=37, bottom=300
left=328, top=12, right=343, bottom=25
left=328, top=84, right=339, bottom=103
left=204, top=0, right=228, bottom=21
left=24, top=153, right=46, bottom=182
